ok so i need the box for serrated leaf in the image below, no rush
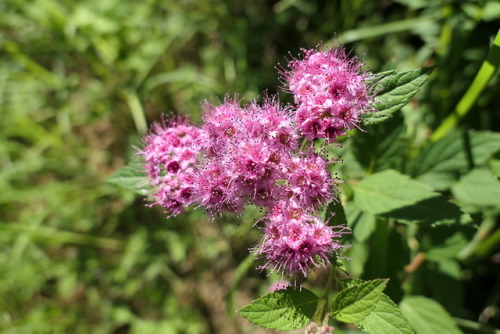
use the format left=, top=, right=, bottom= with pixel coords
left=400, top=296, right=463, bottom=334
left=356, top=294, right=414, bottom=334
left=363, top=67, right=433, bottom=125
left=451, top=168, right=500, bottom=212
left=331, top=279, right=388, bottom=323
left=106, top=157, right=151, bottom=196
left=352, top=170, right=469, bottom=225
left=410, top=130, right=500, bottom=190
left=332, top=255, right=350, bottom=275
left=338, top=278, right=365, bottom=290
left=237, top=287, right=319, bottom=331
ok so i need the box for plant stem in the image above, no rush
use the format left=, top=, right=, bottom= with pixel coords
left=457, top=216, right=497, bottom=262
left=313, top=263, right=337, bottom=324
left=431, top=29, right=500, bottom=142
left=226, top=252, right=257, bottom=316
left=123, top=89, right=148, bottom=134
left=454, top=317, right=500, bottom=334
left=299, top=137, right=309, bottom=151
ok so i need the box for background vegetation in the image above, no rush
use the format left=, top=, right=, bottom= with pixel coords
left=1, top=0, right=499, bottom=333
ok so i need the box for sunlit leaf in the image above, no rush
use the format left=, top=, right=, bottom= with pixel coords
left=400, top=296, right=463, bottom=334
left=356, top=294, right=414, bottom=334
left=237, top=288, right=319, bottom=331
left=331, top=279, right=388, bottom=323
left=451, top=168, right=500, bottom=213
left=363, top=67, right=433, bottom=125
left=352, top=170, right=470, bottom=225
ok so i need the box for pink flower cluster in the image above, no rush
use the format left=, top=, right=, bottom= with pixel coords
left=140, top=117, right=205, bottom=217
left=257, top=202, right=348, bottom=277
left=281, top=46, right=374, bottom=143
left=138, top=45, right=372, bottom=277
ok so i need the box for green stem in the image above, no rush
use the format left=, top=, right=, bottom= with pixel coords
left=453, top=317, right=500, bottom=334
left=337, top=16, right=434, bottom=44
left=431, top=29, right=500, bottom=142
left=226, top=252, right=257, bottom=316
left=457, top=216, right=497, bottom=262
left=299, top=137, right=309, bottom=151
left=123, top=89, right=148, bottom=134
left=313, top=263, right=337, bottom=324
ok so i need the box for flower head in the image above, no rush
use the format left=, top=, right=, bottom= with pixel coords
left=281, top=45, right=374, bottom=143
left=285, top=150, right=336, bottom=209
left=256, top=202, right=349, bottom=277
left=195, top=96, right=301, bottom=214
left=139, top=116, right=205, bottom=217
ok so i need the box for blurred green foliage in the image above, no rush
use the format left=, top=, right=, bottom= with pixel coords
left=1, top=0, right=499, bottom=333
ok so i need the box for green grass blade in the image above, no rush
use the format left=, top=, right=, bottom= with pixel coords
left=431, top=29, right=500, bottom=142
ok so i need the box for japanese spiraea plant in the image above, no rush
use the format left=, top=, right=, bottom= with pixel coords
left=109, top=43, right=434, bottom=333
left=139, top=46, right=373, bottom=279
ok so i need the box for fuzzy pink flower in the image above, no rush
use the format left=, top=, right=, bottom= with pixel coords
left=194, top=97, right=301, bottom=214
left=201, top=97, right=247, bottom=156
left=139, top=116, right=205, bottom=217
left=281, top=45, right=374, bottom=143
left=285, top=151, right=336, bottom=209
left=256, top=202, right=349, bottom=277
left=193, top=159, right=246, bottom=215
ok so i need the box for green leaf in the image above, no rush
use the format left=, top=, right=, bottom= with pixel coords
left=332, top=255, right=350, bottom=276
left=451, top=168, right=500, bottom=213
left=356, top=294, right=414, bottom=334
left=323, top=198, right=348, bottom=226
left=237, top=287, right=319, bottom=331
left=345, top=202, right=376, bottom=242
left=352, top=114, right=406, bottom=173
left=353, top=170, right=434, bottom=214
left=338, top=278, right=365, bottom=290
left=425, top=260, right=463, bottom=315
left=378, top=196, right=471, bottom=226
left=106, top=157, right=151, bottom=196
left=331, top=279, right=388, bottom=323
left=489, top=157, right=500, bottom=177
left=400, top=296, right=463, bottom=334
left=352, top=170, right=469, bottom=225
left=363, top=67, right=433, bottom=125
left=410, top=131, right=500, bottom=190
left=421, top=225, right=473, bottom=261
